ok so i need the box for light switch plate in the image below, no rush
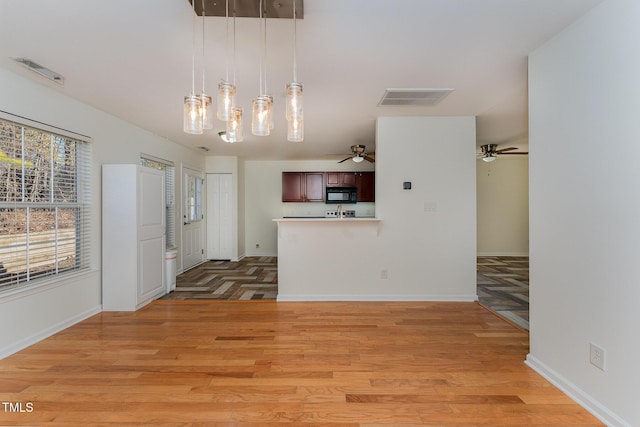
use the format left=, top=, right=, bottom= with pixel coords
left=424, top=201, right=437, bottom=212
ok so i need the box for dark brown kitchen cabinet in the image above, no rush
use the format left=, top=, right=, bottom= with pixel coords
left=356, top=171, right=375, bottom=202
left=282, top=172, right=325, bottom=202
left=304, top=173, right=325, bottom=202
left=326, top=172, right=356, bottom=187
left=282, top=172, right=304, bottom=202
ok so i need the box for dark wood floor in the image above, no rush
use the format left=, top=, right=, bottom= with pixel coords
left=162, top=257, right=278, bottom=301
left=0, top=300, right=601, bottom=426
left=477, top=256, right=529, bottom=331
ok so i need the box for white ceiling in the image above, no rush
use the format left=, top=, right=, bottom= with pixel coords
left=0, top=0, right=602, bottom=160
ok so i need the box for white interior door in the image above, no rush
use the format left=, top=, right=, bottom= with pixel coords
left=137, top=167, right=165, bottom=302
left=182, top=167, right=204, bottom=270
left=207, top=173, right=233, bottom=260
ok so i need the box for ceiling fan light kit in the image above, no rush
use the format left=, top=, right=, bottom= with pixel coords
left=479, top=143, right=527, bottom=161
left=338, top=144, right=375, bottom=164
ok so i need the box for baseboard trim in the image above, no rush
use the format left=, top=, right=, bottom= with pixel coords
left=0, top=305, right=102, bottom=360
left=277, top=294, right=478, bottom=302
left=525, top=354, right=630, bottom=427
left=477, top=252, right=529, bottom=257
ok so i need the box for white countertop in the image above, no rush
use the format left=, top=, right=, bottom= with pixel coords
left=273, top=217, right=382, bottom=222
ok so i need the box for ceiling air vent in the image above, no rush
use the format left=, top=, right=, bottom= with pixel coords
left=12, top=58, right=64, bottom=85
left=378, top=88, right=454, bottom=106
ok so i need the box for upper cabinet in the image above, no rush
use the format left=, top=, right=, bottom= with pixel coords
left=282, top=172, right=325, bottom=202
left=356, top=171, right=375, bottom=202
left=282, top=171, right=374, bottom=203
left=326, top=172, right=356, bottom=187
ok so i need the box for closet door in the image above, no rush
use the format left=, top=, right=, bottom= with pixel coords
left=137, top=167, right=165, bottom=303
left=207, top=173, right=233, bottom=260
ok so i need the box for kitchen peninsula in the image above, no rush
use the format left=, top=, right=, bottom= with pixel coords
left=273, top=216, right=383, bottom=301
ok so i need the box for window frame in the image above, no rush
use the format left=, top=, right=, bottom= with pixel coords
left=0, top=111, right=92, bottom=296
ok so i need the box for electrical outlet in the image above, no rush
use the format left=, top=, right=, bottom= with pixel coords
left=380, top=269, right=388, bottom=279
left=590, top=342, right=606, bottom=371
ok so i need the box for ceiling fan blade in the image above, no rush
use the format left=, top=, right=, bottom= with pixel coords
left=499, top=151, right=528, bottom=155
left=495, top=147, right=518, bottom=153
left=364, top=155, right=375, bottom=163
left=338, top=156, right=351, bottom=163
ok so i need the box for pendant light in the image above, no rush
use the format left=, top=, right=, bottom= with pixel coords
left=286, top=0, right=303, bottom=142
left=223, top=2, right=243, bottom=143
left=183, top=5, right=203, bottom=135
left=217, top=0, right=236, bottom=121
left=252, top=0, right=271, bottom=136
left=224, top=107, right=244, bottom=143
left=200, top=0, right=213, bottom=130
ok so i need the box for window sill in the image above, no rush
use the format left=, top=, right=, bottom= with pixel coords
left=0, top=269, right=99, bottom=304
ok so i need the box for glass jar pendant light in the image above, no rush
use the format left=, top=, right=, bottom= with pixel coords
left=200, top=94, right=213, bottom=130
left=252, top=96, right=270, bottom=136
left=225, top=107, right=243, bottom=143
left=184, top=94, right=203, bottom=134
left=218, top=0, right=236, bottom=122
left=199, top=0, right=213, bottom=130
left=217, top=81, right=236, bottom=121
left=286, top=0, right=303, bottom=142
left=252, top=0, right=271, bottom=136
left=288, top=114, right=303, bottom=142
left=183, top=2, right=203, bottom=135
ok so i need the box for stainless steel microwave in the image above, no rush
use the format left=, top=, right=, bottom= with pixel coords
left=326, top=186, right=357, bottom=204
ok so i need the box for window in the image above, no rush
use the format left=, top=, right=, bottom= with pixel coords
left=0, top=115, right=91, bottom=293
left=140, top=155, right=175, bottom=248
left=184, top=169, right=203, bottom=223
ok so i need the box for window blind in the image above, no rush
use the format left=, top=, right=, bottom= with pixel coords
left=0, top=117, right=91, bottom=292
left=140, top=155, right=175, bottom=248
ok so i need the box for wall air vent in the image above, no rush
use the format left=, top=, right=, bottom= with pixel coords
left=378, top=88, right=454, bottom=106
left=12, top=58, right=64, bottom=85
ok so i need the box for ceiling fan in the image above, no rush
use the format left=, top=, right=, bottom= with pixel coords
left=338, top=144, right=375, bottom=163
left=479, top=144, right=527, bottom=162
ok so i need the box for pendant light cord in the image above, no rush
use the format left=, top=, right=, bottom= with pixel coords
left=225, top=0, right=229, bottom=82
left=191, top=6, right=197, bottom=95
left=263, top=3, right=268, bottom=96
left=232, top=0, right=237, bottom=85
left=258, top=0, right=264, bottom=96
left=293, top=0, right=297, bottom=82
left=201, top=0, right=206, bottom=93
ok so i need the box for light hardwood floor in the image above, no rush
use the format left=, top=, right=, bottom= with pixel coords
left=0, top=301, right=602, bottom=426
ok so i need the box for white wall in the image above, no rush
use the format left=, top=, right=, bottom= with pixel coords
left=275, top=116, right=477, bottom=300
left=528, top=1, right=640, bottom=425
left=375, top=116, right=477, bottom=300
left=477, top=156, right=529, bottom=255
left=0, top=67, right=204, bottom=357
left=243, top=159, right=375, bottom=257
